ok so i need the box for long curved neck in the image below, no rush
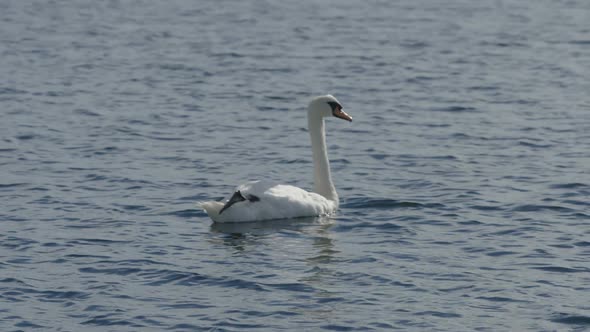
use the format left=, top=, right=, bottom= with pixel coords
left=308, top=113, right=338, bottom=202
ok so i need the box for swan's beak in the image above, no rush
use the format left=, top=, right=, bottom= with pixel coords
left=334, top=108, right=352, bottom=122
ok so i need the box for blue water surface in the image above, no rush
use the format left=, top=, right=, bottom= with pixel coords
left=1, top=0, right=589, bottom=331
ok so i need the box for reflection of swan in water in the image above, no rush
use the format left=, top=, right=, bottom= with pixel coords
left=199, top=95, right=352, bottom=223
left=210, top=215, right=341, bottom=317
left=210, top=215, right=334, bottom=235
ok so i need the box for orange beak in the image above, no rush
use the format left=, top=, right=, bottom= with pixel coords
left=333, top=108, right=352, bottom=122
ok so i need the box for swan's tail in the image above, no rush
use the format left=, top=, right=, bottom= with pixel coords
left=197, top=201, right=224, bottom=222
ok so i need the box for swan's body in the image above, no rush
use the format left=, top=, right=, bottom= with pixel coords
left=199, top=180, right=337, bottom=223
left=199, top=95, right=352, bottom=223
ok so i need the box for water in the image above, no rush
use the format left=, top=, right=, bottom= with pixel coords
left=1, top=0, right=589, bottom=330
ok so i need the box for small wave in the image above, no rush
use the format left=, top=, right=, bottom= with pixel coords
left=70, top=238, right=129, bottom=245
left=518, top=141, right=553, bottom=148
left=141, top=269, right=208, bottom=286
left=549, top=182, right=588, bottom=189
left=414, top=311, right=461, bottom=318
left=160, top=302, right=214, bottom=310
left=486, top=251, right=517, bottom=257
left=0, top=278, right=31, bottom=286
left=551, top=313, right=590, bottom=325
left=74, top=108, right=101, bottom=117
left=335, top=221, right=404, bottom=233
left=82, top=316, right=144, bottom=327
left=79, top=267, right=142, bottom=276
left=568, top=40, right=590, bottom=45
left=0, top=183, right=28, bottom=189
left=343, top=198, right=436, bottom=209
left=321, top=324, right=358, bottom=331
left=476, top=296, right=528, bottom=303
left=432, top=106, right=477, bottom=113
left=112, top=203, right=150, bottom=211
left=511, top=204, right=574, bottom=212
left=531, top=266, right=589, bottom=273
left=469, top=204, right=504, bottom=211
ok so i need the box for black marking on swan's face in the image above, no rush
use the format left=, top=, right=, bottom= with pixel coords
left=327, top=100, right=353, bottom=122
left=327, top=101, right=342, bottom=114
left=219, top=191, right=260, bottom=215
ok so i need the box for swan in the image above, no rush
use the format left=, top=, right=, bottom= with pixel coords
left=198, top=94, right=352, bottom=223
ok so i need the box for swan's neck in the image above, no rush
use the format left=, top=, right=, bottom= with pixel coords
left=308, top=114, right=338, bottom=202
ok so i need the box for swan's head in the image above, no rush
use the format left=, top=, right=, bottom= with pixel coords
left=308, top=95, right=352, bottom=122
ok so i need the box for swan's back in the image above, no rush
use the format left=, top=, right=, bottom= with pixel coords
left=199, top=180, right=337, bottom=223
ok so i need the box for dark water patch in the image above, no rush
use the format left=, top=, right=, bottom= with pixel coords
left=156, top=63, right=202, bottom=72
left=567, top=40, right=590, bottom=45
left=213, top=320, right=264, bottom=329
left=171, top=323, right=204, bottom=330
left=415, top=219, right=453, bottom=227
left=369, top=153, right=388, bottom=160
left=95, top=259, right=172, bottom=267
left=38, top=290, right=91, bottom=301
left=0, top=278, right=30, bottom=286
left=457, top=220, right=484, bottom=226
left=14, top=320, right=45, bottom=328
left=69, top=238, right=130, bottom=246
left=563, top=200, right=589, bottom=208
left=112, top=203, right=150, bottom=212
left=530, top=266, right=588, bottom=273
left=74, top=108, right=101, bottom=117
left=574, top=241, right=590, bottom=247
left=160, top=302, right=214, bottom=310
left=414, top=311, right=461, bottom=318
left=486, top=251, right=517, bottom=257
left=216, top=278, right=268, bottom=292
left=0, top=87, right=28, bottom=95
left=264, top=282, right=315, bottom=293
left=277, top=158, right=309, bottom=164
left=476, top=296, right=528, bottom=303
left=321, top=324, right=356, bottom=331
left=549, top=182, right=588, bottom=190
left=144, top=135, right=184, bottom=141
left=15, top=134, right=35, bottom=140
left=1, top=236, right=38, bottom=251
left=82, top=315, right=145, bottom=327
left=518, top=141, right=553, bottom=149
left=432, top=106, right=477, bottom=113
left=64, top=253, right=111, bottom=259
left=469, top=204, right=504, bottom=211
left=0, top=183, right=28, bottom=189
left=468, top=85, right=499, bottom=91
left=8, top=287, right=91, bottom=301
left=369, top=322, right=394, bottom=329
left=550, top=313, right=590, bottom=325
left=511, top=204, right=574, bottom=212
left=141, top=269, right=208, bottom=286
left=27, top=186, right=49, bottom=191
left=63, top=219, right=135, bottom=229
left=79, top=267, right=142, bottom=276
left=343, top=197, right=441, bottom=210
left=85, top=174, right=108, bottom=181
left=335, top=221, right=404, bottom=233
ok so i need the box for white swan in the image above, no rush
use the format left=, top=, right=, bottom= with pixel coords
left=198, top=95, right=352, bottom=223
